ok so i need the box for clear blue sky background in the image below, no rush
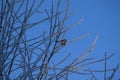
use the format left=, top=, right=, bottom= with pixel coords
left=65, top=0, right=120, bottom=79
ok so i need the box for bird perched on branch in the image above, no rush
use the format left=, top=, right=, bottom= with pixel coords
left=55, top=39, right=67, bottom=45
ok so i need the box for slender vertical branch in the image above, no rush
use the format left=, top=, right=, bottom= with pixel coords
left=104, top=52, right=107, bottom=80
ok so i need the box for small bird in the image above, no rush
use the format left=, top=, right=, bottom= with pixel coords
left=55, top=39, right=67, bottom=45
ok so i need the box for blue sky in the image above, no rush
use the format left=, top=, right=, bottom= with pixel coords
left=68, top=0, right=120, bottom=59
left=64, top=0, right=120, bottom=79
